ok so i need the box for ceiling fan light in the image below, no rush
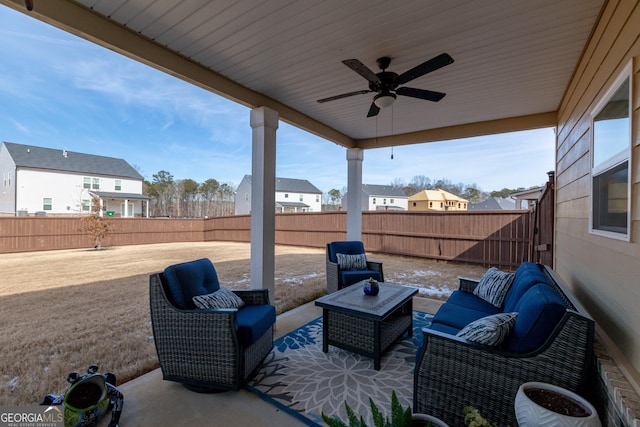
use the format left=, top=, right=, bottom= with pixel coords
left=374, top=93, right=396, bottom=109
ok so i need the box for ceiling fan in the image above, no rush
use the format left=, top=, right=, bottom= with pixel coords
left=317, top=53, right=454, bottom=117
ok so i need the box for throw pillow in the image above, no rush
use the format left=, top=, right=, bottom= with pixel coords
left=193, top=287, right=246, bottom=309
left=336, top=253, right=368, bottom=270
left=456, top=312, right=518, bottom=346
left=473, top=267, right=515, bottom=307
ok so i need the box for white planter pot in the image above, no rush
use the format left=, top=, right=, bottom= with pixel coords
left=514, top=382, right=601, bottom=427
left=411, top=413, right=449, bottom=427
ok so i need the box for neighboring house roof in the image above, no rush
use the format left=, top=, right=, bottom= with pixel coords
left=276, top=201, right=309, bottom=208
left=93, top=191, right=150, bottom=200
left=3, top=141, right=143, bottom=180
left=468, top=197, right=516, bottom=210
left=409, top=189, right=469, bottom=203
left=241, top=175, right=322, bottom=194
left=361, top=184, right=406, bottom=197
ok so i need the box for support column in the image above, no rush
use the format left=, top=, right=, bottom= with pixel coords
left=250, top=107, right=279, bottom=294
left=346, top=148, right=363, bottom=241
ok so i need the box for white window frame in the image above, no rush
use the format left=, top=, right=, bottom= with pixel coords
left=589, top=59, right=632, bottom=241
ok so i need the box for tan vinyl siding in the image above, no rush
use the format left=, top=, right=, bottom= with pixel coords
left=556, top=0, right=640, bottom=384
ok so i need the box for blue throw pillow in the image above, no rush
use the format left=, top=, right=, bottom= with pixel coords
left=456, top=312, right=518, bottom=346
left=473, top=267, right=515, bottom=307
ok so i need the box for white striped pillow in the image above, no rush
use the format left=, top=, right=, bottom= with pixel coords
left=336, top=253, right=368, bottom=270
left=473, top=267, right=515, bottom=307
left=456, top=312, right=518, bottom=346
left=193, top=287, right=245, bottom=309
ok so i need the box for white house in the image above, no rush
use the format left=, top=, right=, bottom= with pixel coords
left=341, top=184, right=408, bottom=211
left=0, top=142, right=148, bottom=217
left=235, top=174, right=322, bottom=214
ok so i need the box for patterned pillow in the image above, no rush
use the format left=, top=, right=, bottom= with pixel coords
left=473, top=267, right=515, bottom=307
left=456, top=312, right=518, bottom=346
left=336, top=253, right=368, bottom=270
left=193, top=287, right=245, bottom=309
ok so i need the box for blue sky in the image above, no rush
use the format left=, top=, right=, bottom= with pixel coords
left=0, top=6, right=555, bottom=195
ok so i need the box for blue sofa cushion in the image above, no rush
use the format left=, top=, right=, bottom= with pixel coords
left=432, top=300, right=501, bottom=330
left=340, top=270, right=383, bottom=286
left=236, top=304, right=276, bottom=347
left=428, top=322, right=462, bottom=336
left=327, top=241, right=366, bottom=263
left=446, top=290, right=502, bottom=315
left=503, top=262, right=552, bottom=312
left=505, top=284, right=566, bottom=353
left=163, top=258, right=221, bottom=309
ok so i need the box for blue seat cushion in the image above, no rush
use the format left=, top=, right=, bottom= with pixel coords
left=428, top=321, right=462, bottom=335
left=432, top=300, right=500, bottom=330
left=504, top=284, right=566, bottom=353
left=163, top=258, right=221, bottom=309
left=446, top=290, right=502, bottom=315
left=236, top=304, right=276, bottom=347
left=503, top=262, right=552, bottom=312
left=327, top=241, right=365, bottom=263
left=340, top=270, right=383, bottom=286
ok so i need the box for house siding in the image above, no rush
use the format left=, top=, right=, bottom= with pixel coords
left=556, top=0, right=640, bottom=385
left=0, top=144, right=16, bottom=214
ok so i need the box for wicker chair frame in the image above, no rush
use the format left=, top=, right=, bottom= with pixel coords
left=413, top=264, right=595, bottom=426
left=149, top=272, right=274, bottom=392
left=325, top=243, right=384, bottom=293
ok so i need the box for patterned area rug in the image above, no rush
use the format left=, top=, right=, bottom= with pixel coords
left=246, top=311, right=433, bottom=426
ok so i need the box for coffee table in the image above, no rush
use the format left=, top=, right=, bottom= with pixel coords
left=315, top=281, right=418, bottom=370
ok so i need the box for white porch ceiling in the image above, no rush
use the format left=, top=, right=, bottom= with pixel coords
left=6, top=0, right=604, bottom=148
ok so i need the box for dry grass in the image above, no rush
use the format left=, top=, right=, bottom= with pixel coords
left=0, top=242, right=487, bottom=405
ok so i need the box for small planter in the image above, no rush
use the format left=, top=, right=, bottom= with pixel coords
left=411, top=413, right=449, bottom=426
left=514, top=382, right=601, bottom=427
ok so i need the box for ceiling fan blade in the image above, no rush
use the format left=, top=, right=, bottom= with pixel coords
left=317, top=90, right=371, bottom=103
left=342, top=59, right=382, bottom=85
left=396, top=87, right=446, bottom=102
left=396, top=53, right=454, bottom=85
left=366, top=102, right=380, bottom=117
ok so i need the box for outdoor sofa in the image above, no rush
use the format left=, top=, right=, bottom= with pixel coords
left=414, top=262, right=595, bottom=426
left=149, top=258, right=275, bottom=392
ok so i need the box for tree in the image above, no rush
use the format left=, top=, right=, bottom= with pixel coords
left=80, top=194, right=114, bottom=250
left=150, top=170, right=174, bottom=216
left=328, top=188, right=342, bottom=205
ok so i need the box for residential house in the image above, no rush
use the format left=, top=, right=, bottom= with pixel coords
left=408, top=189, right=468, bottom=211
left=468, top=197, right=517, bottom=210
left=341, top=184, right=408, bottom=211
left=0, top=142, right=148, bottom=217
left=235, top=175, right=322, bottom=215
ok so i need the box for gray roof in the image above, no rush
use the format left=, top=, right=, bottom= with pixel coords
left=94, top=191, right=150, bottom=200
left=468, top=197, right=516, bottom=210
left=242, top=175, right=322, bottom=194
left=3, top=142, right=143, bottom=180
left=361, top=184, right=406, bottom=197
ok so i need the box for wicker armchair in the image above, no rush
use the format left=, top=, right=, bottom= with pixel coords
left=325, top=241, right=384, bottom=293
left=413, top=265, right=595, bottom=426
left=149, top=259, right=274, bottom=392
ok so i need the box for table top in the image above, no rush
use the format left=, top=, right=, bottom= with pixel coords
left=315, top=281, right=418, bottom=320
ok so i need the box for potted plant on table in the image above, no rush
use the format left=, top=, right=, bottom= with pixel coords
left=321, top=391, right=448, bottom=427
left=514, top=382, right=601, bottom=427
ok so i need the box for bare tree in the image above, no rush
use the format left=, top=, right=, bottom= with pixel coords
left=79, top=194, right=114, bottom=250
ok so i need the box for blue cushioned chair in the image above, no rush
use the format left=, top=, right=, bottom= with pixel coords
left=149, top=258, right=275, bottom=392
left=326, top=241, right=384, bottom=293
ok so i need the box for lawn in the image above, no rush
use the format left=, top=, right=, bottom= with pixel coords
left=0, top=241, right=487, bottom=405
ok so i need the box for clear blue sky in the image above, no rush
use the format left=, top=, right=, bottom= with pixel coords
left=0, top=6, right=555, bottom=195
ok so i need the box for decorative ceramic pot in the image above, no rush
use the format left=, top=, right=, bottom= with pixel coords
left=363, top=278, right=379, bottom=296
left=514, top=382, right=601, bottom=427
left=411, top=413, right=450, bottom=427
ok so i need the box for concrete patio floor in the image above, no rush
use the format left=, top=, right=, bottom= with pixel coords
left=98, top=296, right=443, bottom=427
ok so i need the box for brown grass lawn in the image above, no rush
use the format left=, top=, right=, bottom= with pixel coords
left=0, top=242, right=487, bottom=405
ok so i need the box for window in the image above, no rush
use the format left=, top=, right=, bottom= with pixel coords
left=372, top=198, right=376, bottom=204
left=43, top=198, right=52, bottom=211
left=299, top=194, right=303, bottom=202
left=590, top=61, right=632, bottom=240
left=383, top=198, right=387, bottom=204
left=413, top=202, right=416, bottom=207
left=82, top=199, right=91, bottom=212
left=390, top=198, right=394, bottom=204
left=92, top=178, right=100, bottom=190
left=83, top=177, right=91, bottom=189
left=284, top=193, right=289, bottom=198
left=115, top=180, right=122, bottom=191
left=315, top=195, right=320, bottom=202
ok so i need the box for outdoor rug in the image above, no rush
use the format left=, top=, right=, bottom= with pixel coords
left=245, top=311, right=433, bottom=426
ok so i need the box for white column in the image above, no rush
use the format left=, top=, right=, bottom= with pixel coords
left=250, top=107, right=279, bottom=294
left=346, top=148, right=363, bottom=241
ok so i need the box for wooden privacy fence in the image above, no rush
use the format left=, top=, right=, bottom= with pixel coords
left=0, top=210, right=532, bottom=269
